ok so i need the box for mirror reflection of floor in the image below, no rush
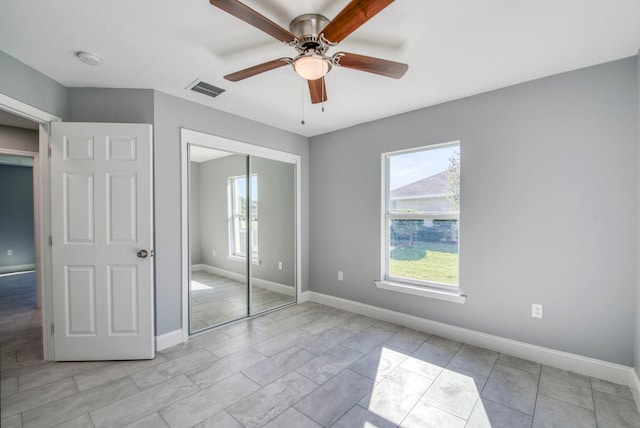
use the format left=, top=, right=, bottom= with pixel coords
left=190, top=271, right=294, bottom=333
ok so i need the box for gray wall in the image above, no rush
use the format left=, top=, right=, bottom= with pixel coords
left=198, top=154, right=246, bottom=275
left=0, top=164, right=35, bottom=271
left=0, top=125, right=39, bottom=153
left=309, top=57, right=638, bottom=366
left=153, top=91, right=309, bottom=335
left=0, top=51, right=67, bottom=120
left=194, top=155, right=295, bottom=287
left=252, top=156, right=296, bottom=287
left=68, top=88, right=154, bottom=124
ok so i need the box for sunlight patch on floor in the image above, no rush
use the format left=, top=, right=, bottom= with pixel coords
left=362, top=346, right=485, bottom=426
left=190, top=280, right=214, bottom=291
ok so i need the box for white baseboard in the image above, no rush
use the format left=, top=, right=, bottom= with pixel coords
left=191, top=264, right=294, bottom=296
left=0, top=263, right=36, bottom=274
left=630, top=369, right=640, bottom=413
left=306, top=291, right=635, bottom=387
left=299, top=291, right=310, bottom=303
left=192, top=264, right=246, bottom=283
left=252, top=278, right=295, bottom=296
left=155, top=329, right=183, bottom=352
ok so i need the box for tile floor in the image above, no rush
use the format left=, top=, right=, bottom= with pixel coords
left=2, top=271, right=640, bottom=427
left=190, top=271, right=294, bottom=333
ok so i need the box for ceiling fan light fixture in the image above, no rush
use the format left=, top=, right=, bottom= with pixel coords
left=293, top=53, right=331, bottom=80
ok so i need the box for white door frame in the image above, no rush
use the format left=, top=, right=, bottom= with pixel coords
left=180, top=128, right=302, bottom=342
left=0, top=93, right=62, bottom=360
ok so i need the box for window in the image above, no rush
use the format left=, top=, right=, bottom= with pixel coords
left=228, top=174, right=258, bottom=260
left=381, top=143, right=460, bottom=294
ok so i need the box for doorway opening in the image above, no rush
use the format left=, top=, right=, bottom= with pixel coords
left=0, top=112, right=44, bottom=364
left=0, top=94, right=62, bottom=361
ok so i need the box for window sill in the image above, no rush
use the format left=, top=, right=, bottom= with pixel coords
left=227, top=255, right=261, bottom=265
left=374, top=280, right=466, bottom=304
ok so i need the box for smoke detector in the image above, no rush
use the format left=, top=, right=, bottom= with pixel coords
left=76, top=51, right=102, bottom=66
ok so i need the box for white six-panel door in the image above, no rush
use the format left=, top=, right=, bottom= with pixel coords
left=50, top=122, right=154, bottom=360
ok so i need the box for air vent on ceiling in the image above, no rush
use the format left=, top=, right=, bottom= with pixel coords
left=190, top=80, right=225, bottom=98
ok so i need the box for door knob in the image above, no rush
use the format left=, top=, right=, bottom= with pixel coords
left=137, top=249, right=149, bottom=258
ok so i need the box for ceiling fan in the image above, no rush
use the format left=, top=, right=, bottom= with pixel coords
left=210, top=0, right=409, bottom=104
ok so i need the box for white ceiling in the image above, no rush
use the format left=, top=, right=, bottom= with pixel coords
left=1, top=1, right=639, bottom=137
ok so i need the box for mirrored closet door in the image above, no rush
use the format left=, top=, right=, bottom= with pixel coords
left=249, top=157, right=296, bottom=315
left=182, top=130, right=298, bottom=335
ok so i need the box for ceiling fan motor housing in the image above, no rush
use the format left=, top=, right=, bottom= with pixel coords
left=289, top=14, right=331, bottom=54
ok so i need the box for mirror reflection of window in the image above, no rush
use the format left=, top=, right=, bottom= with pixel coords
left=228, top=174, right=258, bottom=260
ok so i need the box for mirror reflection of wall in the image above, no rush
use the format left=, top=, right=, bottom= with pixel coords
left=188, top=145, right=296, bottom=333
left=250, top=157, right=296, bottom=313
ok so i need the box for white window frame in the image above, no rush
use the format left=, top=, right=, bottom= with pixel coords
left=376, top=142, right=466, bottom=304
left=227, top=173, right=259, bottom=263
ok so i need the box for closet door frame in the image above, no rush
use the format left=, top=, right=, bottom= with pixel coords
left=179, top=128, right=301, bottom=341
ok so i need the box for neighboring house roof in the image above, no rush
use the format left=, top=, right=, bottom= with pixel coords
left=391, top=171, right=448, bottom=198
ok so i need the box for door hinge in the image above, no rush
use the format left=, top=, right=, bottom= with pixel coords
left=49, top=236, right=52, bottom=246
left=48, top=146, right=52, bottom=157
left=51, top=324, right=54, bottom=335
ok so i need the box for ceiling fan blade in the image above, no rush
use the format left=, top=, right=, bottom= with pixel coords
left=308, top=78, right=328, bottom=104
left=210, top=0, right=296, bottom=43
left=322, top=0, right=395, bottom=44
left=224, top=58, right=291, bottom=82
left=334, top=52, right=408, bottom=79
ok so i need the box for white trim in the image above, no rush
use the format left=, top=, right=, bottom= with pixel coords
left=192, top=264, right=295, bottom=297
left=306, top=291, right=635, bottom=386
left=630, top=369, right=640, bottom=413
left=38, top=123, right=54, bottom=360
left=391, top=193, right=448, bottom=201
left=181, top=139, right=190, bottom=342
left=155, top=329, right=183, bottom=352
left=32, top=149, right=41, bottom=310
left=299, top=291, right=310, bottom=303
left=381, top=141, right=461, bottom=295
left=388, top=212, right=459, bottom=220
left=375, top=280, right=466, bottom=303
left=0, top=148, right=38, bottom=157
left=0, top=93, right=62, bottom=124
left=196, top=264, right=245, bottom=282
left=227, top=255, right=261, bottom=265
left=190, top=264, right=205, bottom=272
left=252, top=278, right=295, bottom=297
left=181, top=128, right=300, bottom=164
left=0, top=264, right=36, bottom=274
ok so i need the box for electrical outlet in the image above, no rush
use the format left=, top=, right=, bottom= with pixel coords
left=7, top=250, right=12, bottom=256
left=338, top=271, right=343, bottom=281
left=532, top=303, right=543, bottom=319
left=278, top=262, right=283, bottom=270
